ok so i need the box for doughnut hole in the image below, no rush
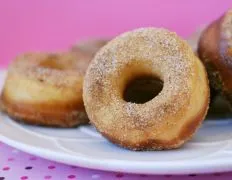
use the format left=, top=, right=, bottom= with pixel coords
left=39, top=55, right=75, bottom=70
left=123, top=75, right=163, bottom=104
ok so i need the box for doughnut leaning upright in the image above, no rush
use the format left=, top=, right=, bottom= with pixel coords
left=198, top=9, right=232, bottom=107
left=83, top=28, right=209, bottom=150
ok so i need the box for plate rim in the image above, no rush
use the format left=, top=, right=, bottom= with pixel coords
left=1, top=69, right=232, bottom=175
left=1, top=129, right=232, bottom=175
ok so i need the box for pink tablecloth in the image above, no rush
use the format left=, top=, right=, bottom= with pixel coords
left=0, top=142, right=232, bottom=179
left=1, top=0, right=232, bottom=179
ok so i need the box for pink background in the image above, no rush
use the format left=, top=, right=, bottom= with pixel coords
left=1, top=1, right=232, bottom=179
left=1, top=0, right=232, bottom=68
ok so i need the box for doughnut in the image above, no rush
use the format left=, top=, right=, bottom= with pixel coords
left=83, top=28, right=209, bottom=150
left=186, top=27, right=221, bottom=105
left=70, top=39, right=109, bottom=72
left=198, top=9, right=232, bottom=107
left=187, top=27, right=204, bottom=53
left=1, top=52, right=89, bottom=127
left=71, top=39, right=109, bottom=57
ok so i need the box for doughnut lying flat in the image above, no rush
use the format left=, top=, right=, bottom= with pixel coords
left=71, top=39, right=109, bottom=57
left=83, top=28, right=209, bottom=150
left=198, top=9, right=232, bottom=106
left=70, top=39, right=109, bottom=72
left=1, top=52, right=89, bottom=127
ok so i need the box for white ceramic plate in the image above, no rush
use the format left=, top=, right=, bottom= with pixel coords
left=1, top=70, right=232, bottom=175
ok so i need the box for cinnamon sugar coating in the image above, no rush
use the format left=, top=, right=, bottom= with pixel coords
left=83, top=28, right=209, bottom=150
left=1, top=52, right=89, bottom=127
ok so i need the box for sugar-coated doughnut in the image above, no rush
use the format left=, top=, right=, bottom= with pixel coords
left=83, top=28, right=209, bottom=150
left=70, top=39, right=109, bottom=71
left=198, top=9, right=232, bottom=106
left=71, top=39, right=109, bottom=57
left=1, top=52, right=89, bottom=127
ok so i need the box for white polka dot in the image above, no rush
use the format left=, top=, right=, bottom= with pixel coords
left=92, top=174, right=100, bottom=179
left=12, top=149, right=19, bottom=154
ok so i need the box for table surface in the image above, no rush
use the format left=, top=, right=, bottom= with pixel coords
left=1, top=0, right=232, bottom=179
left=0, top=142, right=232, bottom=180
